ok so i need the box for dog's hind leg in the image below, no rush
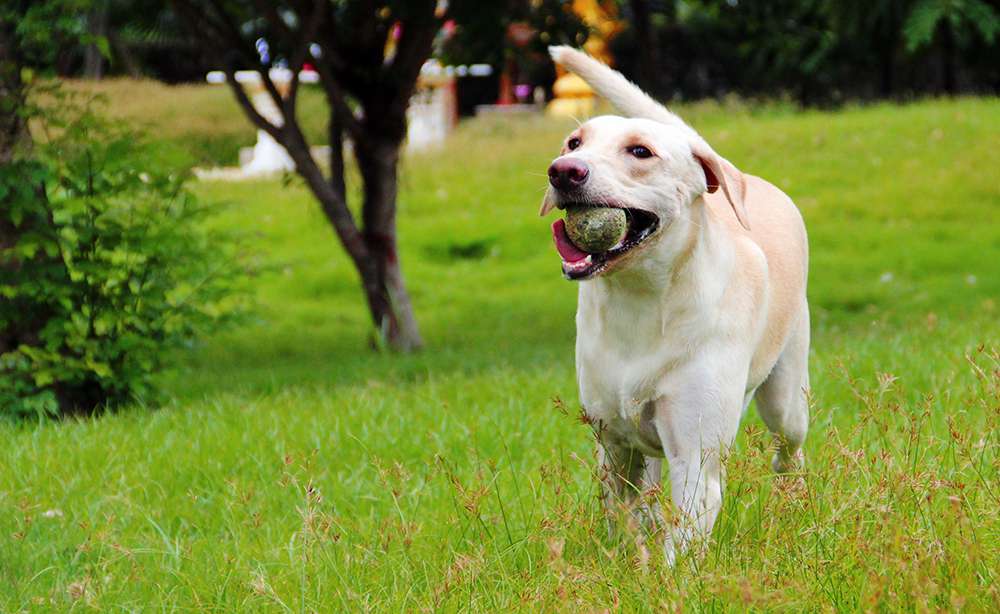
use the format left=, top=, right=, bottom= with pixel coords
left=755, top=302, right=810, bottom=473
left=596, top=441, right=662, bottom=543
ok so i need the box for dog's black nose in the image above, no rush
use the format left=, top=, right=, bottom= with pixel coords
left=548, top=158, right=590, bottom=191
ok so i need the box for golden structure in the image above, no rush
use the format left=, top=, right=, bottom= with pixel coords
left=547, top=0, right=624, bottom=117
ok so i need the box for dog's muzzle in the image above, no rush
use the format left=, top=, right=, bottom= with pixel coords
left=552, top=206, right=659, bottom=280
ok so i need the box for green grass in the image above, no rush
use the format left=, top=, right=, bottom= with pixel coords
left=2, top=93, right=999, bottom=611
left=61, top=78, right=329, bottom=167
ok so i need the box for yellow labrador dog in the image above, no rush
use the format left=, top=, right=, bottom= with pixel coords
left=542, top=47, right=810, bottom=562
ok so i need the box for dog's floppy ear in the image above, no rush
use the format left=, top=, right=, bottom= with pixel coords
left=691, top=140, right=750, bottom=230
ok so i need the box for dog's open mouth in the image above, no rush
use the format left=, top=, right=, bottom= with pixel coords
left=552, top=205, right=660, bottom=280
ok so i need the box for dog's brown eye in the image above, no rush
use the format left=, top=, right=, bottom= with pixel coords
left=627, top=145, right=654, bottom=159
left=567, top=137, right=581, bottom=150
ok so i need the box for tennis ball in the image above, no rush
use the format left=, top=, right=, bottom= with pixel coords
left=565, top=206, right=628, bottom=253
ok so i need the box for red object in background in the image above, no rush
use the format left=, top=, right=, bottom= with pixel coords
left=497, top=22, right=536, bottom=105
left=498, top=60, right=515, bottom=105
left=507, top=22, right=534, bottom=47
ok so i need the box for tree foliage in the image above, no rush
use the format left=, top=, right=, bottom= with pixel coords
left=171, top=0, right=455, bottom=352
left=6, top=0, right=1000, bottom=99
left=903, top=0, right=1000, bottom=51
left=0, top=94, right=248, bottom=417
left=613, top=0, right=999, bottom=102
left=442, top=0, right=588, bottom=68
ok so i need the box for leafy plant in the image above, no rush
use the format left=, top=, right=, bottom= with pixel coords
left=0, top=92, right=249, bottom=418
left=903, top=0, right=999, bottom=50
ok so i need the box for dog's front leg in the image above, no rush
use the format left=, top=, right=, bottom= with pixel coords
left=659, top=439, right=725, bottom=566
left=652, top=365, right=745, bottom=564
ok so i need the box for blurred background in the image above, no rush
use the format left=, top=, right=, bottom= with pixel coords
left=2, top=1, right=998, bottom=609
left=23, top=0, right=1000, bottom=103
left=2, top=0, right=998, bottom=415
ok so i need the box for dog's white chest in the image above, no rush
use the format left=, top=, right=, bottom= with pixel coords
left=577, top=340, right=659, bottom=420
left=577, top=325, right=681, bottom=459
left=575, top=287, right=682, bottom=423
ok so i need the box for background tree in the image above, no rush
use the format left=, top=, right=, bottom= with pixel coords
left=441, top=0, right=587, bottom=102
left=2, top=0, right=95, bottom=158
left=827, top=0, right=912, bottom=98
left=0, top=7, right=29, bottom=164
left=442, top=0, right=587, bottom=67
left=2, top=0, right=86, bottom=360
left=902, top=0, right=1000, bottom=93
left=171, top=0, right=450, bottom=351
left=625, top=0, right=664, bottom=97
left=3, top=0, right=246, bottom=416
left=85, top=0, right=207, bottom=81
left=606, top=0, right=999, bottom=103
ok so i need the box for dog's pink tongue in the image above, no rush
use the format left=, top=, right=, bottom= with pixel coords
left=552, top=219, right=588, bottom=263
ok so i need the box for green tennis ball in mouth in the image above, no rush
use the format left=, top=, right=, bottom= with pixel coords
left=565, top=206, right=628, bottom=253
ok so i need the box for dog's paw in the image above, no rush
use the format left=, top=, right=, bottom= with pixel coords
left=772, top=448, right=805, bottom=474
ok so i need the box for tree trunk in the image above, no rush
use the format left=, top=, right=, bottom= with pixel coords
left=0, top=18, right=27, bottom=165
left=878, top=18, right=895, bottom=96
left=328, top=104, right=346, bottom=204
left=272, top=112, right=422, bottom=352
left=941, top=23, right=957, bottom=95
left=241, top=92, right=422, bottom=353
left=1, top=13, right=23, bottom=356
left=169, top=0, right=436, bottom=353
left=879, top=46, right=894, bottom=97
left=629, top=0, right=660, bottom=95
left=83, top=1, right=109, bottom=80
left=1, top=18, right=56, bottom=359
left=354, top=138, right=423, bottom=352
left=876, top=1, right=900, bottom=98
left=108, top=30, right=143, bottom=78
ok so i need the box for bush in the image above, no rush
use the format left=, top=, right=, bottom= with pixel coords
left=0, top=95, right=248, bottom=418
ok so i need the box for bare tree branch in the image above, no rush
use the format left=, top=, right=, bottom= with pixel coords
left=341, top=0, right=384, bottom=70
left=220, top=65, right=283, bottom=140
left=313, top=0, right=385, bottom=93
left=197, top=0, right=290, bottom=115
left=283, top=0, right=326, bottom=117
left=172, top=0, right=434, bottom=350
left=388, top=2, right=441, bottom=91
left=172, top=1, right=282, bottom=139
left=311, top=59, right=364, bottom=141
left=328, top=102, right=346, bottom=204
left=173, top=0, right=367, bottom=264
left=281, top=134, right=370, bottom=267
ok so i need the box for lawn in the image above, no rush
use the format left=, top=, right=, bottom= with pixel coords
left=2, top=92, right=999, bottom=611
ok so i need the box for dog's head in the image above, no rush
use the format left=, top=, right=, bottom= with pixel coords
left=541, top=115, right=748, bottom=281
left=540, top=47, right=749, bottom=281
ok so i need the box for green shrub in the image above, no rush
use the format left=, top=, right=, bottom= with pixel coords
left=0, top=96, right=248, bottom=418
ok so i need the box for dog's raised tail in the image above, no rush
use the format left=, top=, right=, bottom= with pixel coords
left=549, top=46, right=690, bottom=132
